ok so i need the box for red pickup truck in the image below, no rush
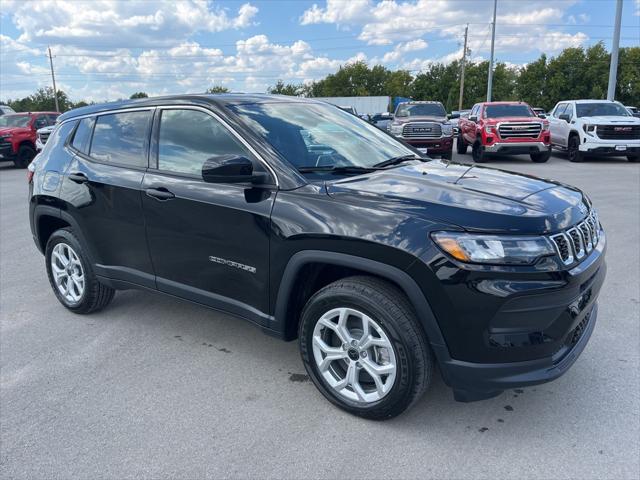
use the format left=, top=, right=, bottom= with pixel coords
left=0, top=112, right=59, bottom=168
left=457, top=101, right=551, bottom=163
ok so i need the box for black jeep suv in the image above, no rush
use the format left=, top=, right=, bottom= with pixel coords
left=29, top=94, right=606, bottom=419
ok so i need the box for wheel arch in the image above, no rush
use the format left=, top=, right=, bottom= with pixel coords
left=273, top=250, right=447, bottom=351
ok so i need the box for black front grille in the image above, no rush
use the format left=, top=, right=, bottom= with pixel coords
left=550, top=234, right=572, bottom=264
left=549, top=210, right=601, bottom=266
left=39, top=131, right=51, bottom=144
left=596, top=124, right=640, bottom=140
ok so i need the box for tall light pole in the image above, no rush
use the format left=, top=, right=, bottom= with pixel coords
left=607, top=0, right=623, bottom=100
left=486, top=0, right=498, bottom=102
left=47, top=46, right=60, bottom=112
left=458, top=24, right=469, bottom=111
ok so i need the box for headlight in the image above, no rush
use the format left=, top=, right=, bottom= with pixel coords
left=485, top=124, right=496, bottom=134
left=441, top=124, right=453, bottom=136
left=0, top=133, right=12, bottom=139
left=432, top=231, right=556, bottom=265
left=390, top=124, right=403, bottom=135
left=542, top=122, right=550, bottom=131
left=582, top=124, right=596, bottom=135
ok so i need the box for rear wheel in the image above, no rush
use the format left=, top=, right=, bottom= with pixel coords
left=456, top=134, right=468, bottom=154
left=531, top=150, right=551, bottom=163
left=627, top=155, right=639, bottom=163
left=13, top=144, right=35, bottom=168
left=472, top=140, right=487, bottom=163
left=45, top=228, right=115, bottom=314
left=299, top=276, right=433, bottom=420
left=567, top=135, right=584, bottom=162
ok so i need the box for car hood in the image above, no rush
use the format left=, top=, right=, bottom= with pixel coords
left=486, top=116, right=541, bottom=124
left=326, top=160, right=589, bottom=234
left=393, top=116, right=448, bottom=124
left=579, top=115, right=640, bottom=124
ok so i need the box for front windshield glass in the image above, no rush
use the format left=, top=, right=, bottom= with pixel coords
left=484, top=104, right=534, bottom=118
left=396, top=103, right=446, bottom=117
left=576, top=102, right=630, bottom=117
left=0, top=114, right=30, bottom=128
left=230, top=102, right=417, bottom=172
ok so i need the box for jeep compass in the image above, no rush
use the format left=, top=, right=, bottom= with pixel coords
left=29, top=94, right=606, bottom=419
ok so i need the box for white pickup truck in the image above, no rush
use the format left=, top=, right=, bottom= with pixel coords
left=548, top=99, right=640, bottom=162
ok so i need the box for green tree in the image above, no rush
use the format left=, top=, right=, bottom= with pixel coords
left=130, top=92, right=148, bottom=99
left=268, top=80, right=303, bottom=96
left=7, top=87, right=72, bottom=112
left=517, top=54, right=548, bottom=109
left=206, top=86, right=230, bottom=94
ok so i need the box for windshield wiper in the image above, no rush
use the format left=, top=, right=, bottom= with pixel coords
left=297, top=165, right=380, bottom=174
left=372, top=154, right=424, bottom=169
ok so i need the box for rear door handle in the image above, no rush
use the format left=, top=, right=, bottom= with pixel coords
left=68, top=172, right=88, bottom=184
left=145, top=187, right=175, bottom=201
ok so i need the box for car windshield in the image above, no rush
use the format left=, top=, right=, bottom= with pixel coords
left=576, top=103, right=630, bottom=117
left=0, top=114, right=30, bottom=128
left=230, top=102, right=418, bottom=172
left=484, top=105, right=534, bottom=118
left=396, top=103, right=446, bottom=117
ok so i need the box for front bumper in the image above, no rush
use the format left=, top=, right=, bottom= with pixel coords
left=0, top=143, right=14, bottom=158
left=484, top=141, right=550, bottom=154
left=399, top=136, right=453, bottom=153
left=580, top=143, right=640, bottom=155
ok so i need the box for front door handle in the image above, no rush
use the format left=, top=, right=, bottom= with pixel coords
left=68, top=172, right=88, bottom=184
left=145, top=187, right=175, bottom=201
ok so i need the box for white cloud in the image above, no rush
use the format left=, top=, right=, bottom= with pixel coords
left=381, top=39, right=428, bottom=63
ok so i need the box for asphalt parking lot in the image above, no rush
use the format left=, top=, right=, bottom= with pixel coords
left=1, top=151, right=639, bottom=479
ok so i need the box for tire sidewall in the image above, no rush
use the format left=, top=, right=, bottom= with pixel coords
left=472, top=141, right=486, bottom=162
left=45, top=229, right=92, bottom=310
left=14, top=145, right=35, bottom=168
left=299, top=289, right=417, bottom=417
left=568, top=136, right=583, bottom=162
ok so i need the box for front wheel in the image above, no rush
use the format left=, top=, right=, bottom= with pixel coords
left=472, top=140, right=487, bottom=163
left=567, top=135, right=584, bottom=162
left=13, top=144, right=36, bottom=168
left=531, top=150, right=551, bottom=163
left=456, top=134, right=468, bottom=154
left=299, top=276, right=433, bottom=420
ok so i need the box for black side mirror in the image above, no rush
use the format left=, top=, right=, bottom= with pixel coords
left=468, top=115, right=478, bottom=122
left=559, top=114, right=571, bottom=122
left=202, top=154, right=267, bottom=184
left=537, top=113, right=547, bottom=119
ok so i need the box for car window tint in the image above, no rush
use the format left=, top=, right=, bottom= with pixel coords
left=564, top=103, right=574, bottom=118
left=158, top=109, right=252, bottom=176
left=553, top=103, right=567, bottom=117
left=72, top=117, right=95, bottom=154
left=46, top=114, right=59, bottom=125
left=34, top=116, right=47, bottom=129
left=90, top=111, right=150, bottom=167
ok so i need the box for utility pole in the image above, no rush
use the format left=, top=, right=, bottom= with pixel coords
left=458, top=24, right=469, bottom=111
left=607, top=0, right=623, bottom=100
left=47, top=46, right=60, bottom=112
left=486, top=0, right=498, bottom=102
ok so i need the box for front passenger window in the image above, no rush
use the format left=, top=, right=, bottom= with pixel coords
left=157, top=109, right=253, bottom=176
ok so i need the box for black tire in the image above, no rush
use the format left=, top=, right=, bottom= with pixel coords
left=13, top=144, right=36, bottom=168
left=531, top=150, right=551, bottom=163
left=472, top=140, right=487, bottom=163
left=567, top=135, right=584, bottom=163
left=299, top=276, right=433, bottom=420
left=441, top=150, right=452, bottom=161
left=627, top=155, right=640, bottom=163
left=45, top=228, right=115, bottom=314
left=456, top=134, right=468, bottom=154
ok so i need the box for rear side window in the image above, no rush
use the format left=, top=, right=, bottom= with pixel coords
left=90, top=111, right=151, bottom=167
left=553, top=103, right=567, bottom=117
left=157, top=109, right=252, bottom=176
left=71, top=117, right=95, bottom=154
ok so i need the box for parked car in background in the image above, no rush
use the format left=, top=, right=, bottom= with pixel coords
left=388, top=101, right=454, bottom=159
left=370, top=112, right=393, bottom=131
left=532, top=107, right=547, bottom=118
left=36, top=124, right=56, bottom=151
left=457, top=101, right=551, bottom=163
left=625, top=106, right=639, bottom=118
left=29, top=94, right=605, bottom=419
left=0, top=105, right=16, bottom=116
left=548, top=100, right=640, bottom=163
left=0, top=112, right=59, bottom=167
left=449, top=109, right=471, bottom=136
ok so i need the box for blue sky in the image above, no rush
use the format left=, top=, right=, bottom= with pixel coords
left=1, top=0, right=638, bottom=102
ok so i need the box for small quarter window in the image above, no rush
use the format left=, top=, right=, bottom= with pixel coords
left=71, top=117, right=95, bottom=154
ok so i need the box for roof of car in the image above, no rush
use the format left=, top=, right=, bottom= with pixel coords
left=480, top=101, right=529, bottom=105
left=565, top=99, right=622, bottom=104
left=57, top=93, right=323, bottom=123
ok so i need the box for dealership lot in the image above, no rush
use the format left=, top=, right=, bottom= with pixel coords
left=1, top=153, right=638, bottom=479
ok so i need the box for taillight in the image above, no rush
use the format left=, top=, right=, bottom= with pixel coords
left=27, top=169, right=34, bottom=184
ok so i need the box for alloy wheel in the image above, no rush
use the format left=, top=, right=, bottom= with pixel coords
left=311, top=307, right=397, bottom=403
left=50, top=243, right=85, bottom=303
